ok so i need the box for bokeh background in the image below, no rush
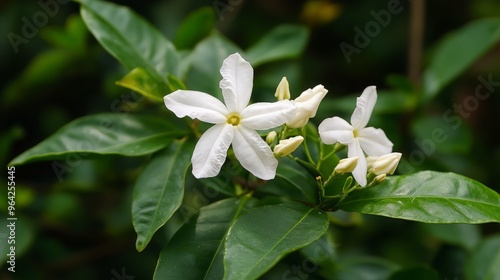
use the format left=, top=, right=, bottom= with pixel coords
left=1, top=0, right=500, bottom=279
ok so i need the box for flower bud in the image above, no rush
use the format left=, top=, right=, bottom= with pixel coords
left=266, top=131, right=277, bottom=145
left=368, top=173, right=386, bottom=187
left=372, top=152, right=402, bottom=175
left=274, top=136, right=303, bottom=157
left=286, top=85, right=328, bottom=128
left=333, top=156, right=358, bottom=174
left=274, top=77, right=290, bottom=100
left=366, top=156, right=377, bottom=171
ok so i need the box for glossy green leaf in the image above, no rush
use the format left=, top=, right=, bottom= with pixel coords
left=185, top=31, right=242, bottom=98
left=115, top=67, right=164, bottom=102
left=132, top=139, right=194, bottom=251
left=174, top=7, right=216, bottom=50
left=9, top=113, right=182, bottom=166
left=224, top=202, right=329, bottom=280
left=465, top=234, right=500, bottom=280
left=388, top=265, right=439, bottom=280
left=78, top=0, right=179, bottom=97
left=338, top=171, right=500, bottom=223
left=263, top=157, right=318, bottom=204
left=245, top=24, right=309, bottom=67
left=154, top=197, right=256, bottom=280
left=423, top=18, right=500, bottom=100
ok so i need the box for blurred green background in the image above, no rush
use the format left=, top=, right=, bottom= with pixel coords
left=1, top=0, right=500, bottom=279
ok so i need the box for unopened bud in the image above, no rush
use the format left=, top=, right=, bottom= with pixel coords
left=333, top=157, right=358, bottom=174
left=372, top=152, right=402, bottom=175
left=366, top=156, right=377, bottom=171
left=274, top=136, right=303, bottom=157
left=274, top=77, right=290, bottom=100
left=286, top=84, right=328, bottom=128
left=266, top=131, right=277, bottom=145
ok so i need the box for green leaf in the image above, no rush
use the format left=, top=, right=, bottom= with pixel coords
left=245, top=24, right=309, bottom=67
left=78, top=0, right=179, bottom=97
left=132, top=139, right=195, bottom=251
left=174, top=7, right=216, bottom=50
left=263, top=157, right=318, bottom=204
left=465, top=234, right=500, bottom=280
left=325, top=256, right=400, bottom=280
left=115, top=67, right=165, bottom=102
left=420, top=223, right=480, bottom=250
left=411, top=115, right=472, bottom=154
left=153, top=197, right=257, bottom=280
left=185, top=31, right=242, bottom=98
left=423, top=18, right=500, bottom=100
left=223, top=202, right=329, bottom=280
left=388, top=265, right=439, bottom=280
left=9, top=113, right=182, bottom=166
left=337, top=171, right=500, bottom=223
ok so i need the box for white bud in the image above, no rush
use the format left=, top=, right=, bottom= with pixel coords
left=334, top=157, right=359, bottom=174
left=286, top=84, right=328, bottom=128
left=372, top=152, right=402, bottom=175
left=274, top=136, right=304, bottom=157
left=274, top=77, right=291, bottom=100
left=266, top=131, right=277, bottom=145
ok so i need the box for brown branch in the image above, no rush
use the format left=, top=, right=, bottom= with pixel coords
left=408, top=0, right=426, bottom=87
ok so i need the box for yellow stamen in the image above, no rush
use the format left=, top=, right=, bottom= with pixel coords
left=227, top=113, right=241, bottom=126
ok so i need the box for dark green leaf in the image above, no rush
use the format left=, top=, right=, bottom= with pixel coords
left=245, top=25, right=309, bottom=67
left=224, top=202, right=329, bottom=280
left=263, top=157, right=318, bottom=204
left=174, top=7, right=216, bottom=50
left=411, top=115, right=473, bottom=154
left=338, top=171, right=500, bottom=223
left=9, top=113, right=182, bottom=166
left=388, top=265, right=439, bottom=280
left=423, top=18, right=500, bottom=100
left=153, top=197, right=257, bottom=280
left=185, top=31, right=242, bottom=98
left=78, top=0, right=179, bottom=97
left=132, top=139, right=195, bottom=251
left=324, top=256, right=400, bottom=280
left=420, top=223, right=480, bottom=250
left=465, top=234, right=500, bottom=280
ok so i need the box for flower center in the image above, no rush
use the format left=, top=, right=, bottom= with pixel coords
left=353, top=129, right=359, bottom=138
left=227, top=113, right=241, bottom=126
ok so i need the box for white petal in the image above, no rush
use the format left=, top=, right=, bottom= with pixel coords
left=164, top=90, right=228, bottom=124
left=240, top=100, right=296, bottom=130
left=348, top=140, right=367, bottom=187
left=191, top=124, right=234, bottom=178
left=318, top=117, right=354, bottom=145
left=232, top=126, right=278, bottom=180
left=358, top=127, right=393, bottom=156
left=294, top=84, right=328, bottom=117
left=219, top=53, right=253, bottom=112
left=350, top=86, right=377, bottom=129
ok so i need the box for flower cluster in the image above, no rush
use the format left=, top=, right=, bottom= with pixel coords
left=164, top=53, right=401, bottom=187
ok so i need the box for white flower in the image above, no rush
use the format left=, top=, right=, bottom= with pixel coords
left=164, top=53, right=296, bottom=180
left=318, top=86, right=393, bottom=186
left=333, top=156, right=359, bottom=174
left=274, top=136, right=304, bottom=157
left=286, top=84, right=328, bottom=128
left=371, top=152, right=402, bottom=175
